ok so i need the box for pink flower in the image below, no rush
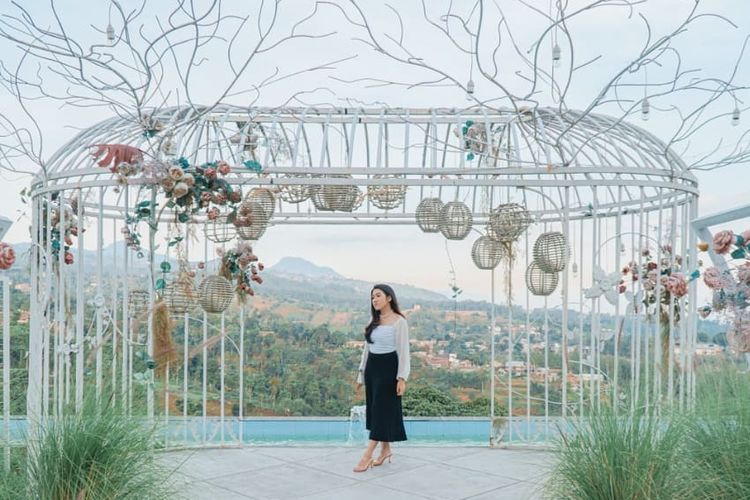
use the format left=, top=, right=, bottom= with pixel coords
left=647, top=262, right=658, bottom=271
left=703, top=266, right=729, bottom=289
left=172, top=182, right=189, bottom=199
left=0, top=244, right=15, bottom=270
left=217, top=161, right=231, bottom=176
left=229, top=190, right=242, bottom=203
left=258, top=262, right=264, bottom=272
left=641, top=247, right=650, bottom=257
left=182, top=173, right=195, bottom=187
left=168, top=166, right=184, bottom=181
left=197, top=262, right=205, bottom=270
left=204, top=168, right=217, bottom=180
left=664, top=272, right=688, bottom=298
left=161, top=178, right=176, bottom=192
left=212, top=192, right=227, bottom=205
left=713, top=230, right=734, bottom=254
left=742, top=230, right=750, bottom=244
left=207, top=207, right=220, bottom=220
left=69, top=227, right=78, bottom=236
left=64, top=251, right=74, bottom=265
left=200, top=192, right=212, bottom=204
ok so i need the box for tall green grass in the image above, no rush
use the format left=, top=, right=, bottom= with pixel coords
left=547, top=362, right=750, bottom=499
left=547, top=405, right=686, bottom=500
left=3, top=392, right=174, bottom=500
left=680, top=364, right=750, bottom=499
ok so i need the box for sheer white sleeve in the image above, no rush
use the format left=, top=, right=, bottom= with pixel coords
left=395, top=318, right=411, bottom=381
left=356, top=341, right=369, bottom=384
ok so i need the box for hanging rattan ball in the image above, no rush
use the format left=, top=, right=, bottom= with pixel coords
left=246, top=188, right=276, bottom=217
left=163, top=277, right=196, bottom=314
left=487, top=203, right=533, bottom=243
left=234, top=200, right=268, bottom=240
left=204, top=214, right=237, bottom=243
left=533, top=231, right=570, bottom=273
left=415, top=198, right=444, bottom=233
left=279, top=176, right=311, bottom=204
left=471, top=235, right=507, bottom=270
left=367, top=176, right=407, bottom=210
left=197, top=275, right=234, bottom=313
left=128, top=289, right=150, bottom=317
left=439, top=201, right=473, bottom=240
left=311, top=176, right=360, bottom=212
left=525, top=261, right=559, bottom=296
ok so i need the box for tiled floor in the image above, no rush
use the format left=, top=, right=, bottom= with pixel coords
left=160, top=446, right=555, bottom=499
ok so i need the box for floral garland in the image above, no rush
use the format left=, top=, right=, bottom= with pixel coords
left=0, top=242, right=16, bottom=270
left=218, top=241, right=264, bottom=299
left=42, top=194, right=81, bottom=265
left=699, top=229, right=750, bottom=352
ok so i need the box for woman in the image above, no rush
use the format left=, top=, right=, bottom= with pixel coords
left=353, top=284, right=410, bottom=473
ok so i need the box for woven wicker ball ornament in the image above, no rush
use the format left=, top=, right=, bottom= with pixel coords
left=471, top=236, right=507, bottom=270
left=246, top=188, right=276, bottom=217
left=367, top=176, right=407, bottom=210
left=415, top=198, right=444, bottom=233
left=163, top=277, right=196, bottom=314
left=204, top=214, right=237, bottom=243
left=128, top=289, right=150, bottom=317
left=279, top=177, right=311, bottom=204
left=525, top=261, right=559, bottom=296
left=533, top=232, right=570, bottom=273
left=488, top=203, right=533, bottom=243
left=234, top=201, right=268, bottom=241
left=197, top=275, right=234, bottom=313
left=311, top=176, right=361, bottom=212
left=439, top=201, right=473, bottom=240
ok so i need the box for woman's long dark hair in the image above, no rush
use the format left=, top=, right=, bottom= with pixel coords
left=365, top=284, right=404, bottom=344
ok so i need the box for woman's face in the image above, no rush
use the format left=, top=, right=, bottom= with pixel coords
left=371, top=288, right=391, bottom=311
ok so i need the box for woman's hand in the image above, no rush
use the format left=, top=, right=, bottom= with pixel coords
left=396, top=379, right=406, bottom=396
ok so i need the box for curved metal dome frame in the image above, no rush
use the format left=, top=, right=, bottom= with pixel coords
left=33, top=105, right=697, bottom=225
left=25, top=105, right=700, bottom=448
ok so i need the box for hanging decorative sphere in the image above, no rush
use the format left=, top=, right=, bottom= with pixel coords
left=471, top=236, right=507, bottom=270
left=279, top=175, right=310, bottom=204
left=533, top=232, right=570, bottom=273
left=204, top=213, right=236, bottom=243
left=525, top=261, right=559, bottom=296
left=234, top=201, right=268, bottom=240
left=415, top=198, right=444, bottom=233
left=163, top=277, right=196, bottom=314
left=311, top=176, right=361, bottom=212
left=488, top=203, right=533, bottom=243
left=128, top=289, right=150, bottom=317
left=367, top=176, right=407, bottom=210
left=197, top=275, right=234, bottom=313
left=439, top=201, right=473, bottom=240
left=246, top=188, right=276, bottom=217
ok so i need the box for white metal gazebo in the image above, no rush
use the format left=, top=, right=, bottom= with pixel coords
left=24, top=105, right=699, bottom=447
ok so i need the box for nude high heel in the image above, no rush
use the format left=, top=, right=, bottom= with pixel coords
left=353, top=457, right=374, bottom=473
left=373, top=453, right=392, bottom=466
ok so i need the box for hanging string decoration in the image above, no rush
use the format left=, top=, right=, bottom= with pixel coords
left=439, top=201, right=473, bottom=240
left=219, top=241, right=264, bottom=300
left=416, top=198, right=444, bottom=233
left=533, top=231, right=570, bottom=273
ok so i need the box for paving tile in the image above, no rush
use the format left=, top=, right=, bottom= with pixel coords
left=300, top=481, right=434, bottom=500
left=209, top=462, right=357, bottom=500
left=444, top=449, right=550, bottom=481
left=466, top=479, right=546, bottom=500
left=172, top=448, right=286, bottom=481
left=253, top=446, right=350, bottom=463
left=176, top=480, right=257, bottom=499
left=394, top=446, right=482, bottom=463
left=368, top=462, right=518, bottom=500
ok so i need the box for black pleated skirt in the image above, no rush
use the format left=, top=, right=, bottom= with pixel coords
left=365, top=351, right=407, bottom=442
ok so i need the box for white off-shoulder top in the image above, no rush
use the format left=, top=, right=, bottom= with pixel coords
left=356, top=316, right=410, bottom=384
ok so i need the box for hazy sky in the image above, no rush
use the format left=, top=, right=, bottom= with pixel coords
left=0, top=0, right=748, bottom=302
